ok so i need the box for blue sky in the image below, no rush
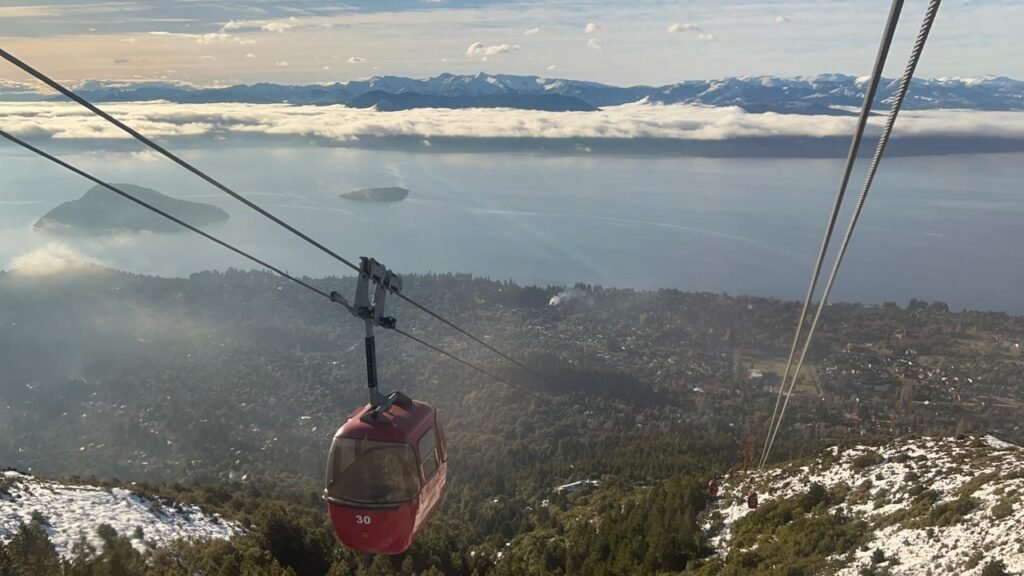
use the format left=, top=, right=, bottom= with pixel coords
left=0, top=0, right=1020, bottom=86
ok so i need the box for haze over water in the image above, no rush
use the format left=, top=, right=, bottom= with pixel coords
left=1, top=145, right=1021, bottom=313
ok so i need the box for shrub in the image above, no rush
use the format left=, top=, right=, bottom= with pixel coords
left=958, top=472, right=999, bottom=499
left=981, top=559, right=1008, bottom=576
left=800, top=483, right=828, bottom=512
left=852, top=452, right=885, bottom=470
left=871, top=548, right=886, bottom=564
left=990, top=498, right=1014, bottom=520
left=926, top=496, right=980, bottom=527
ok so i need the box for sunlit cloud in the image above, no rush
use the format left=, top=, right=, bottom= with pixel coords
left=0, top=5, right=60, bottom=18
left=262, top=20, right=296, bottom=33
left=587, top=38, right=603, bottom=50
left=219, top=17, right=297, bottom=33
left=465, top=42, right=521, bottom=59
left=667, top=22, right=714, bottom=41
left=198, top=33, right=256, bottom=46
left=0, top=1, right=1020, bottom=85
left=347, top=56, right=365, bottom=64
left=9, top=242, right=106, bottom=276
left=667, top=22, right=703, bottom=33
left=147, top=31, right=255, bottom=45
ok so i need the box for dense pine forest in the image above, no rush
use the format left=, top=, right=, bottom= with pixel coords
left=2, top=267, right=1023, bottom=575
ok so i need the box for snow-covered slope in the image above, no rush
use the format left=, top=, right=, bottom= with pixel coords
left=707, top=436, right=1024, bottom=575
left=0, top=470, right=240, bottom=558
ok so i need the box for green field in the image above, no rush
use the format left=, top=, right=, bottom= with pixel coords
left=744, top=357, right=820, bottom=395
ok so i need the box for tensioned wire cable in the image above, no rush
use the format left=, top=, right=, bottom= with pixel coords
left=760, top=0, right=942, bottom=469
left=0, top=46, right=549, bottom=387
left=393, top=327, right=542, bottom=399
left=759, top=0, right=907, bottom=469
left=0, top=128, right=534, bottom=397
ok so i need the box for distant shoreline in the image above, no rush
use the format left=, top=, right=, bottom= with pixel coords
left=17, top=134, right=1024, bottom=159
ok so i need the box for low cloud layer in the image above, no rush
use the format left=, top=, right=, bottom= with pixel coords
left=1, top=101, right=1022, bottom=144
left=9, top=242, right=105, bottom=276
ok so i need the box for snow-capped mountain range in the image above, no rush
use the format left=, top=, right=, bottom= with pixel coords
left=707, top=435, right=1024, bottom=575
left=0, top=470, right=239, bottom=558
left=1, top=73, right=1021, bottom=113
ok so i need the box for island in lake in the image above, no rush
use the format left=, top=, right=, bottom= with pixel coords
left=340, top=187, right=409, bottom=203
left=35, top=184, right=229, bottom=235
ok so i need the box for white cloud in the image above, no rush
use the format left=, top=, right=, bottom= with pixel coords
left=668, top=22, right=714, bottom=41
left=220, top=17, right=297, bottom=34
left=584, top=22, right=600, bottom=34
left=148, top=30, right=255, bottom=45
left=2, top=101, right=1021, bottom=144
left=347, top=56, right=365, bottom=64
left=465, top=42, right=521, bottom=58
left=245, top=52, right=256, bottom=59
left=587, top=38, right=603, bottom=50
left=668, top=22, right=703, bottom=33
left=322, top=65, right=331, bottom=70
left=262, top=21, right=295, bottom=33
left=547, top=64, right=557, bottom=71
left=0, top=0, right=1022, bottom=86
left=196, top=33, right=231, bottom=44
left=9, top=243, right=105, bottom=276
left=275, top=61, right=289, bottom=67
left=774, top=15, right=791, bottom=24
left=198, top=55, right=215, bottom=61
left=524, top=27, right=540, bottom=36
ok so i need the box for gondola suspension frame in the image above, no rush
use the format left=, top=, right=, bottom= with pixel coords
left=331, top=256, right=413, bottom=418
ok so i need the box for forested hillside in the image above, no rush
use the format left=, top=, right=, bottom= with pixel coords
left=2, top=268, right=1023, bottom=574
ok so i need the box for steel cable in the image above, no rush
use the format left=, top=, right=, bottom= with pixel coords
left=761, top=0, right=942, bottom=468
left=760, top=0, right=906, bottom=468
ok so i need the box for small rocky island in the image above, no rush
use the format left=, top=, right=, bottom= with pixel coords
left=340, top=187, right=409, bottom=203
left=35, top=184, right=229, bottom=235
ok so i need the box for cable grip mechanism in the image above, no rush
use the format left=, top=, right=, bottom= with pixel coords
left=330, top=257, right=409, bottom=413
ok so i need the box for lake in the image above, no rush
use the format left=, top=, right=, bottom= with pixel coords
left=1, top=144, right=1021, bottom=312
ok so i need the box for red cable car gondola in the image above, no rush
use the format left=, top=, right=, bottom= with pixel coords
left=324, top=257, right=448, bottom=555
left=326, top=398, right=447, bottom=554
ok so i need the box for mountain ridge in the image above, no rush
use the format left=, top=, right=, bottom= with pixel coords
left=3, top=73, right=1022, bottom=112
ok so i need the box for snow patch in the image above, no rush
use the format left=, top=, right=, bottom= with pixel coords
left=704, top=436, right=1024, bottom=575
left=1, top=471, right=240, bottom=558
